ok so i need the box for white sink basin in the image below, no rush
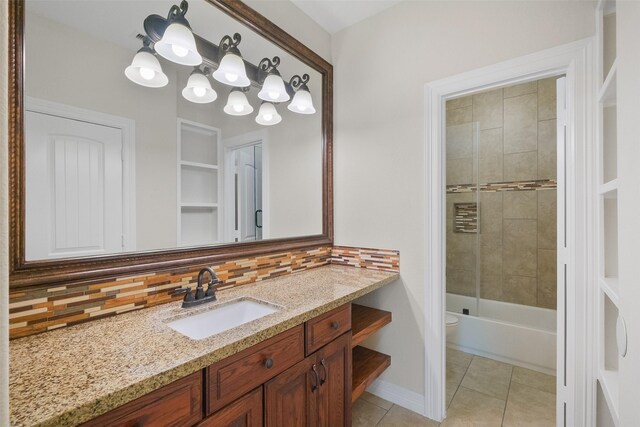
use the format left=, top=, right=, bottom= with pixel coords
left=166, top=298, right=280, bottom=340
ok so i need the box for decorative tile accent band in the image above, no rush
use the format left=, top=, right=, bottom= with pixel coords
left=9, top=246, right=399, bottom=339
left=454, top=203, right=478, bottom=234
left=330, top=246, right=400, bottom=272
left=447, top=179, right=557, bottom=194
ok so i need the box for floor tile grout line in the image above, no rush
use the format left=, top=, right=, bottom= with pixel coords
left=501, top=366, right=515, bottom=427
left=373, top=403, right=393, bottom=427
left=445, top=351, right=473, bottom=411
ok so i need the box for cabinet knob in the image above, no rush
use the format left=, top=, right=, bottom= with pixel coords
left=264, top=358, right=274, bottom=369
left=331, top=321, right=340, bottom=330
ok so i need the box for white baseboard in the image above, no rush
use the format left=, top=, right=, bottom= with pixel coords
left=366, top=379, right=426, bottom=417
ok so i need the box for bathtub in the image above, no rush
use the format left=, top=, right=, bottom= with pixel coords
left=446, top=293, right=557, bottom=375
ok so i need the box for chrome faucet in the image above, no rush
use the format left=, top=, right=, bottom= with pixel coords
left=178, top=267, right=220, bottom=308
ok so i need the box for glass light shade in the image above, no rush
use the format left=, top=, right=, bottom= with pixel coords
left=224, top=89, right=253, bottom=116
left=287, top=89, right=316, bottom=114
left=212, top=53, right=250, bottom=87
left=182, top=72, right=217, bottom=103
left=154, top=22, right=202, bottom=66
left=124, top=50, right=168, bottom=88
left=258, top=74, right=290, bottom=103
left=255, top=102, right=282, bottom=126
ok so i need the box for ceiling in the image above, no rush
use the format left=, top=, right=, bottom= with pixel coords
left=290, top=0, right=403, bottom=34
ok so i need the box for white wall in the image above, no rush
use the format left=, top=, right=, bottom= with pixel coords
left=331, top=0, right=594, bottom=398
left=0, top=0, right=9, bottom=424
left=615, top=1, right=640, bottom=425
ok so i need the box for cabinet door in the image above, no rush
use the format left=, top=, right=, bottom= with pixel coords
left=198, top=387, right=262, bottom=427
left=317, top=333, right=352, bottom=427
left=265, top=356, right=318, bottom=427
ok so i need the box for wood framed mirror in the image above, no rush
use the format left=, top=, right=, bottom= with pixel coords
left=8, top=0, right=333, bottom=290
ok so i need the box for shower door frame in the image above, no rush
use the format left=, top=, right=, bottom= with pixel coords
left=424, top=38, right=596, bottom=425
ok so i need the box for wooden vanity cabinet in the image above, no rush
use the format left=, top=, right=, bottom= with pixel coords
left=81, top=304, right=352, bottom=427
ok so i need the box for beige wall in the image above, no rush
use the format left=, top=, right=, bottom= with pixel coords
left=615, top=1, right=640, bottom=425
left=445, top=78, right=558, bottom=310
left=332, top=1, right=594, bottom=396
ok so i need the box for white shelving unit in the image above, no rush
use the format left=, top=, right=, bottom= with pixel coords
left=595, top=1, right=621, bottom=425
left=177, top=118, right=222, bottom=247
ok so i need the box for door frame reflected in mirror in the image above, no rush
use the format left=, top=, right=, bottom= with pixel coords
left=7, top=0, right=333, bottom=290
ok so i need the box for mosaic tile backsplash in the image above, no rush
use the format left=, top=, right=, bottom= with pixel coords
left=331, top=246, right=400, bottom=271
left=9, top=246, right=400, bottom=339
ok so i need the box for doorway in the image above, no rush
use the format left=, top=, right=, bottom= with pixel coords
left=424, top=39, right=594, bottom=426
left=223, top=130, right=269, bottom=243
left=443, top=76, right=563, bottom=425
left=229, top=143, right=263, bottom=243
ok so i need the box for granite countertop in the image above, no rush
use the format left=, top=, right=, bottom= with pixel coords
left=10, top=265, right=398, bottom=427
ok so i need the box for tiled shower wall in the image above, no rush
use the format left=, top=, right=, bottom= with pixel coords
left=445, top=78, right=558, bottom=309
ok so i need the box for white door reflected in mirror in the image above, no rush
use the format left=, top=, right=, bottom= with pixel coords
left=25, top=108, right=129, bottom=260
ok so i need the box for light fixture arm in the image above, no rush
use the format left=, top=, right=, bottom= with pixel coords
left=166, top=0, right=190, bottom=26
left=289, top=74, right=311, bottom=92
left=259, top=56, right=280, bottom=73
left=218, top=33, right=243, bottom=59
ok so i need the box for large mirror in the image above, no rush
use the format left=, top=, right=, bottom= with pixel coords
left=9, top=0, right=332, bottom=287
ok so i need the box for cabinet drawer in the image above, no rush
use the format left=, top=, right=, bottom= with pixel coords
left=207, top=325, right=304, bottom=414
left=81, top=371, right=203, bottom=427
left=305, top=304, right=352, bottom=355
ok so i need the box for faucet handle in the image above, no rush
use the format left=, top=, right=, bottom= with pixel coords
left=183, top=288, right=195, bottom=303
left=205, top=280, right=219, bottom=300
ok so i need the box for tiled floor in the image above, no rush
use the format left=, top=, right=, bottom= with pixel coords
left=352, top=349, right=556, bottom=427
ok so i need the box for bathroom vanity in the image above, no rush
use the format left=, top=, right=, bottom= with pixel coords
left=9, top=266, right=396, bottom=426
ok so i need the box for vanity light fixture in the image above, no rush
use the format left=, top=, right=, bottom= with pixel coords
left=287, top=74, right=316, bottom=114
left=212, top=34, right=250, bottom=87
left=131, top=1, right=317, bottom=124
left=257, top=57, right=290, bottom=103
left=124, top=37, right=169, bottom=88
left=255, top=102, right=282, bottom=126
left=224, top=88, right=254, bottom=116
left=153, top=0, right=202, bottom=66
left=182, top=68, right=217, bottom=103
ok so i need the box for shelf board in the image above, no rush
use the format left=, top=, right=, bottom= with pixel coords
left=351, top=304, right=392, bottom=348
left=600, top=277, right=620, bottom=306
left=599, top=179, right=618, bottom=197
left=181, top=203, right=218, bottom=209
left=599, top=60, right=618, bottom=106
left=180, top=161, right=218, bottom=170
left=599, top=368, right=619, bottom=425
left=352, top=346, right=391, bottom=403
